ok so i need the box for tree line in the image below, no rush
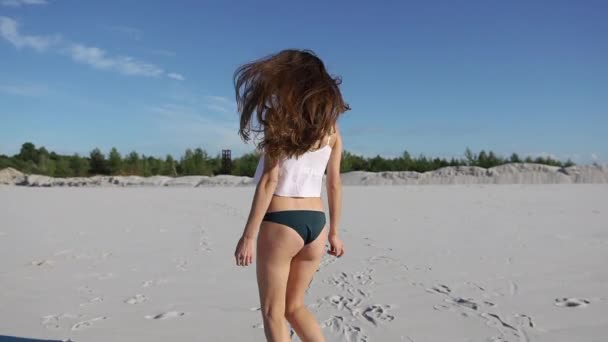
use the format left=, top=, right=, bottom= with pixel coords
left=0, top=143, right=574, bottom=178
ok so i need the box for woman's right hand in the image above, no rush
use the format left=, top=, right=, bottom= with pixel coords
left=234, top=235, right=256, bottom=266
left=327, top=233, right=344, bottom=257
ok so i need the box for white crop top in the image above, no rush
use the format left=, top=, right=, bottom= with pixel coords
left=253, top=136, right=332, bottom=197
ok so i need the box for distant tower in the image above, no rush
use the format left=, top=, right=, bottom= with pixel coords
left=221, top=149, right=232, bottom=174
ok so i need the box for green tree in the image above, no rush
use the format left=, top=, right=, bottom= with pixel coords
left=108, top=148, right=123, bottom=175
left=487, top=151, right=500, bottom=167
left=89, top=148, right=108, bottom=175
left=477, top=150, right=488, bottom=168
left=340, top=151, right=354, bottom=173
left=146, top=156, right=163, bottom=176
left=18, top=142, right=38, bottom=163
left=162, top=155, right=177, bottom=176
left=510, top=153, right=521, bottom=163
left=413, top=154, right=432, bottom=172
left=369, top=155, right=392, bottom=172
left=448, top=157, right=460, bottom=166
left=53, top=157, right=71, bottom=177
left=193, top=148, right=212, bottom=175
left=181, top=149, right=195, bottom=175
left=353, top=155, right=369, bottom=171
left=232, top=152, right=260, bottom=176
left=69, top=154, right=89, bottom=177
left=464, top=147, right=475, bottom=166
left=124, top=151, right=141, bottom=175
left=1, top=141, right=578, bottom=176
left=37, top=147, right=52, bottom=174
left=395, top=151, right=413, bottom=171
left=210, top=154, right=224, bottom=175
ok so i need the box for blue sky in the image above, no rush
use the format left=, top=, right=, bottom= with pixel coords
left=1, top=0, right=606, bottom=163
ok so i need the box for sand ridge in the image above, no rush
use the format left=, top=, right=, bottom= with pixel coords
left=1, top=163, right=607, bottom=187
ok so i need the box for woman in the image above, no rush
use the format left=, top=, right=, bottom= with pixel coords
left=233, top=49, right=349, bottom=341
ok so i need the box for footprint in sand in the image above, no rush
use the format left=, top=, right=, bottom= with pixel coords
left=323, top=315, right=369, bottom=342
left=358, top=305, right=395, bottom=326
left=508, top=280, right=519, bottom=296
left=77, top=272, right=114, bottom=280
left=325, top=270, right=375, bottom=294
left=514, top=313, right=535, bottom=328
left=319, top=267, right=394, bottom=338
left=366, top=255, right=399, bottom=265
left=480, top=312, right=531, bottom=342
left=142, top=278, right=172, bottom=288
left=76, top=285, right=95, bottom=295
left=145, top=311, right=186, bottom=320
left=446, top=297, right=480, bottom=311
left=93, top=272, right=114, bottom=280
left=124, top=294, right=148, bottom=304
left=555, top=298, right=590, bottom=308
left=30, top=259, right=54, bottom=267
left=427, top=284, right=451, bottom=295
left=53, top=249, right=73, bottom=257
left=326, top=295, right=364, bottom=313
left=41, top=313, right=79, bottom=329
left=71, top=316, right=108, bottom=331
left=317, top=254, right=338, bottom=270
left=353, top=269, right=375, bottom=286
left=197, top=225, right=212, bottom=252
left=427, top=283, right=498, bottom=313
left=480, top=312, right=518, bottom=331
left=175, top=258, right=189, bottom=271
left=80, top=296, right=104, bottom=307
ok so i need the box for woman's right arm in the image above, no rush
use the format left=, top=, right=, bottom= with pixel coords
left=326, top=124, right=344, bottom=257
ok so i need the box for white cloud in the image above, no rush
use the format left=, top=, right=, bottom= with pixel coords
left=0, top=83, right=47, bottom=96
left=1, top=0, right=47, bottom=7
left=67, top=43, right=164, bottom=77
left=0, top=16, right=60, bottom=51
left=167, top=72, right=185, bottom=81
left=204, top=95, right=236, bottom=114
left=106, top=25, right=143, bottom=41
left=205, top=95, right=232, bottom=103
left=148, top=103, right=249, bottom=155
left=1, top=17, right=180, bottom=80
left=147, top=48, right=176, bottom=57
left=591, top=153, right=599, bottom=161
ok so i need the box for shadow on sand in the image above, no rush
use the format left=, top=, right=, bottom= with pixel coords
left=0, top=337, right=71, bottom=342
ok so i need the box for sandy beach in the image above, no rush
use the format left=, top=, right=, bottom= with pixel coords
left=1, top=184, right=607, bottom=341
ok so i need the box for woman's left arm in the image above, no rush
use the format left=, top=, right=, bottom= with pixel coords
left=234, top=154, right=279, bottom=266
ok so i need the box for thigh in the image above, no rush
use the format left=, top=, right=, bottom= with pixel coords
left=286, top=226, right=328, bottom=310
left=256, top=221, right=305, bottom=309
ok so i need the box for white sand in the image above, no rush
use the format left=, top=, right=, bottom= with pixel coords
left=0, top=185, right=607, bottom=341
left=2, top=163, right=608, bottom=187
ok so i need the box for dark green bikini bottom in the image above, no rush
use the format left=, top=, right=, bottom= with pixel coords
left=262, top=210, right=326, bottom=245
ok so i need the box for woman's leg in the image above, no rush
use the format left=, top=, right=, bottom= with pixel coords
left=256, top=221, right=305, bottom=342
left=285, top=227, right=328, bottom=342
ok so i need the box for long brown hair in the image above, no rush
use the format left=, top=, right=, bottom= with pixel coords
left=234, top=49, right=349, bottom=160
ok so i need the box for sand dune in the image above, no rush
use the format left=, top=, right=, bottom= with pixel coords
left=0, top=185, right=606, bottom=341
left=2, top=163, right=607, bottom=187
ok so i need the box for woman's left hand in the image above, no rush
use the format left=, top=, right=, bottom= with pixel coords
left=234, top=235, right=255, bottom=266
